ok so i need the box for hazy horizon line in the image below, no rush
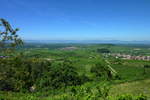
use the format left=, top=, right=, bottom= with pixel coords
left=23, top=39, right=150, bottom=41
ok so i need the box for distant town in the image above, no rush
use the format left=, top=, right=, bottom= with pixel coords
left=106, top=53, right=150, bottom=61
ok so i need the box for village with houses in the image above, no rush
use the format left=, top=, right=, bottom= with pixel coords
left=107, top=53, right=150, bottom=61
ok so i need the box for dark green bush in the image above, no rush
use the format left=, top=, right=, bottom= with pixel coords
left=37, top=60, right=88, bottom=89
left=0, top=56, right=51, bottom=91
left=0, top=57, right=87, bottom=92
left=91, top=62, right=113, bottom=80
left=97, top=48, right=110, bottom=53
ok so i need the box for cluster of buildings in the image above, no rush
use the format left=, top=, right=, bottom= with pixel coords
left=108, top=53, right=150, bottom=61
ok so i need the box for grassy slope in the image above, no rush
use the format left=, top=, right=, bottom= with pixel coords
left=110, top=79, right=150, bottom=98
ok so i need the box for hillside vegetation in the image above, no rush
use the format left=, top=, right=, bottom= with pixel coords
left=0, top=19, right=150, bottom=100
left=1, top=44, right=150, bottom=100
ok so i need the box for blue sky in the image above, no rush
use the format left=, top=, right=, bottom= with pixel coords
left=1, top=0, right=150, bottom=40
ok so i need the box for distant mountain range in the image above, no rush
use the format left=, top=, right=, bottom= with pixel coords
left=24, top=40, right=150, bottom=44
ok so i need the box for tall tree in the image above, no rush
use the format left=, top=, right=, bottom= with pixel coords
left=0, top=18, right=23, bottom=53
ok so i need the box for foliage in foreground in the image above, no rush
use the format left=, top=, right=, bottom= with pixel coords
left=0, top=85, right=147, bottom=100
left=0, top=18, right=23, bottom=53
left=0, top=56, right=88, bottom=92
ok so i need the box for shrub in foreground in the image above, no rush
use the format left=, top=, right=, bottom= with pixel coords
left=0, top=57, right=88, bottom=92
left=37, top=60, right=88, bottom=90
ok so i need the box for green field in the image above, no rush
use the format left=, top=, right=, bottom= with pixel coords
left=1, top=43, right=150, bottom=100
